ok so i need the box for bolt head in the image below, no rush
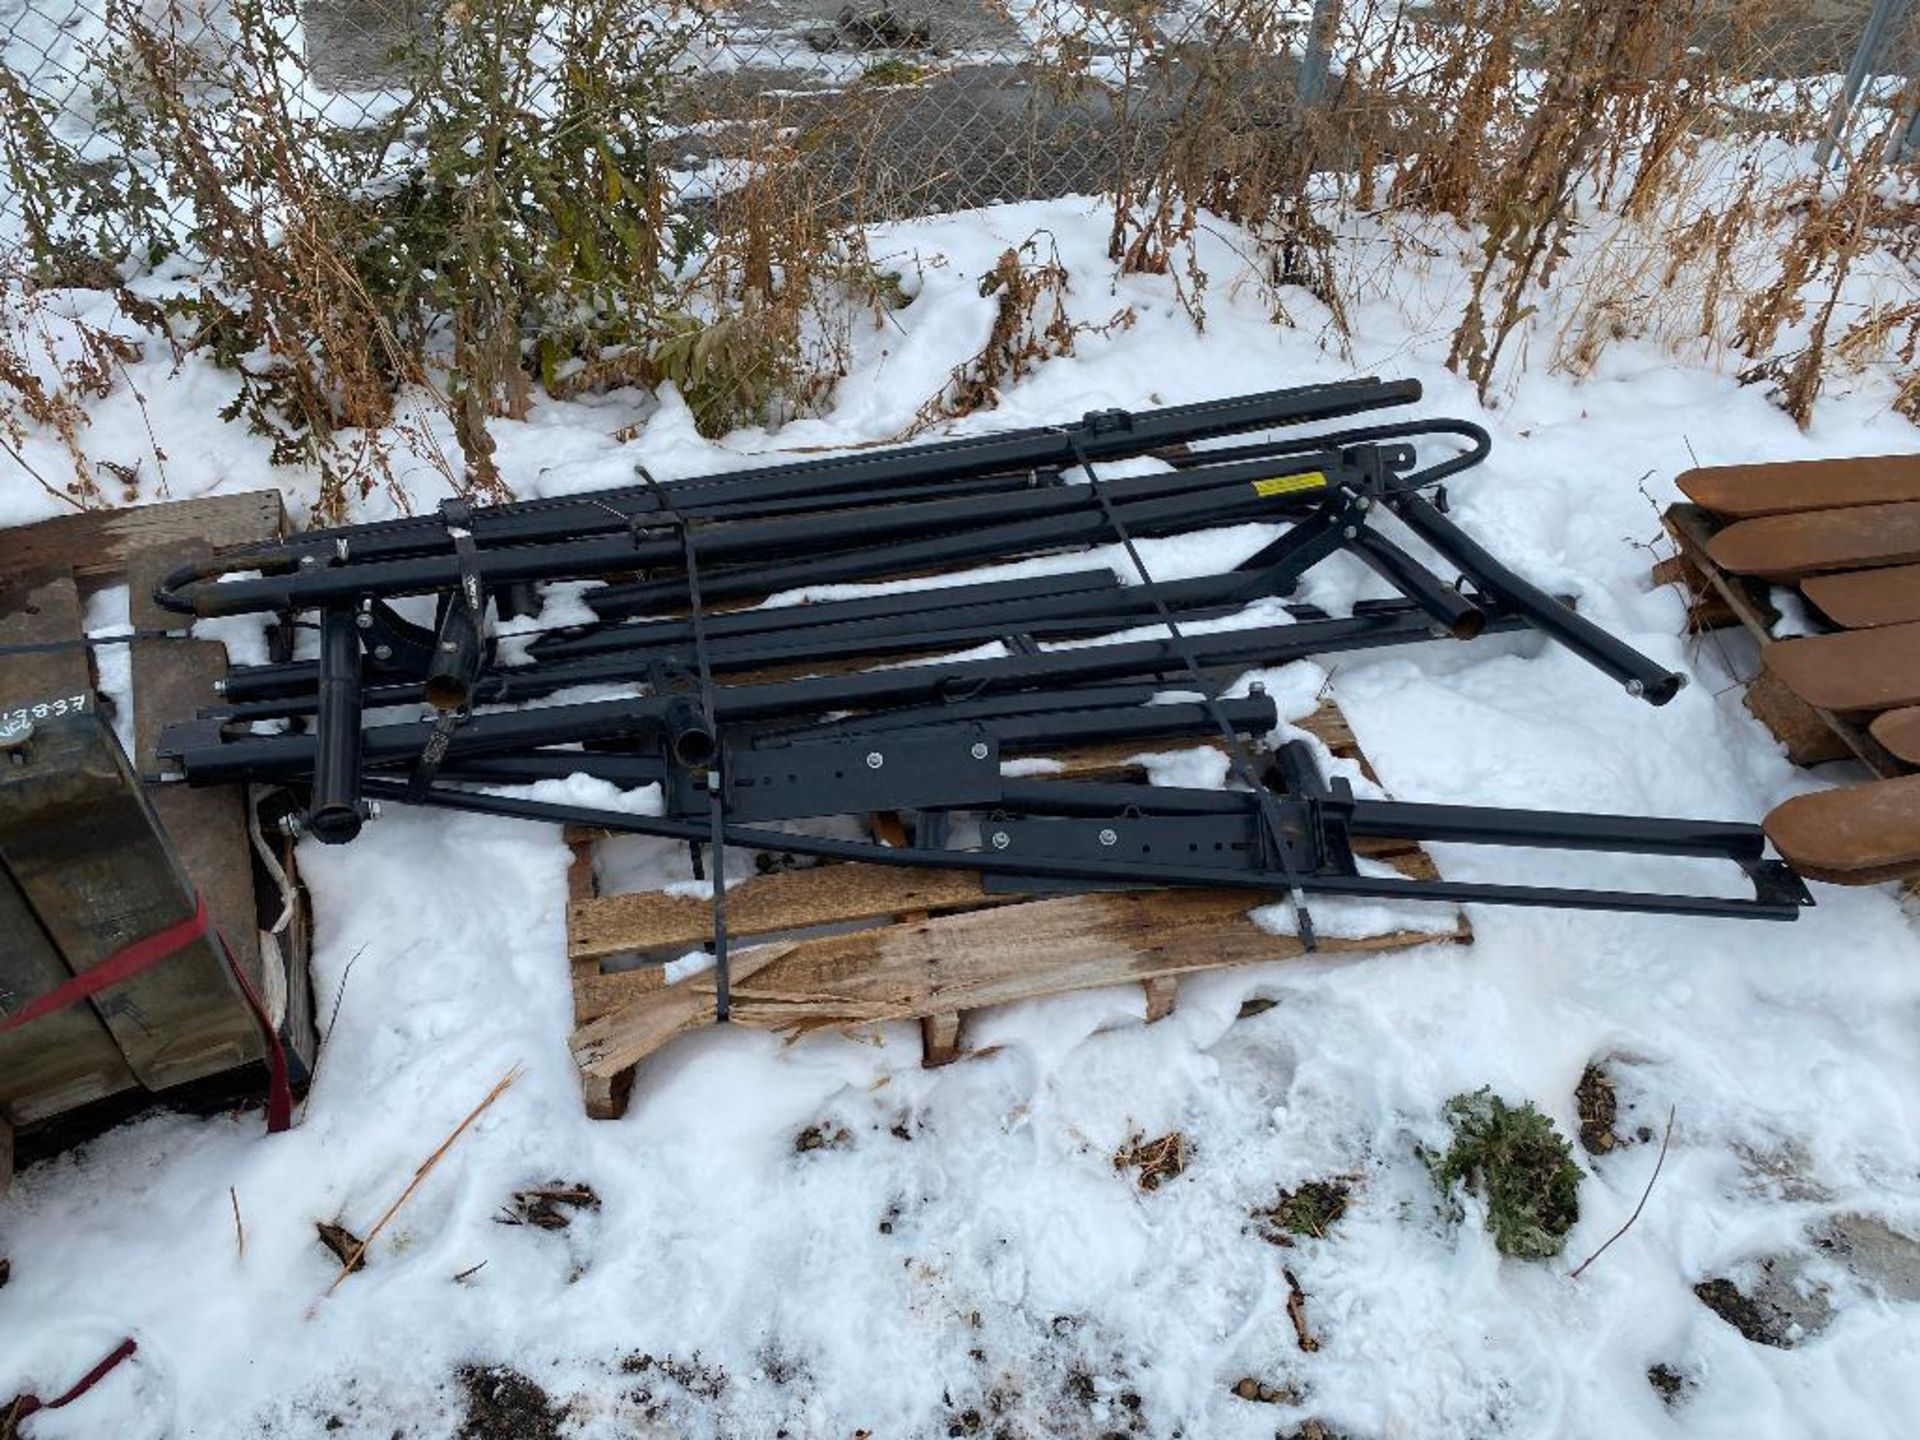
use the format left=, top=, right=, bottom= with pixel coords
left=990, top=830, right=1011, bottom=850
left=865, top=751, right=884, bottom=769
left=1098, top=827, right=1119, bottom=847
left=1342, top=525, right=1359, bottom=539
left=355, top=611, right=374, bottom=629
left=970, top=741, right=990, bottom=760
left=373, top=645, right=394, bottom=661
left=298, top=554, right=318, bottom=568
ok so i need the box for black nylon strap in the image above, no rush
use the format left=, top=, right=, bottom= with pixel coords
left=405, top=707, right=464, bottom=801
left=1066, top=433, right=1319, bottom=949
left=635, top=467, right=732, bottom=1023
left=440, top=498, right=484, bottom=621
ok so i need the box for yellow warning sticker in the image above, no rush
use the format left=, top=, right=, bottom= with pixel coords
left=1250, top=470, right=1328, bottom=498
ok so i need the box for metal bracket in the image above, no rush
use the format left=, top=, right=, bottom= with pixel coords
left=720, top=732, right=1002, bottom=823
left=979, top=813, right=1283, bottom=894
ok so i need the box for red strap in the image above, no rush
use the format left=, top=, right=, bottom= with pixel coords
left=0, top=892, right=292, bottom=1134
left=212, top=928, right=293, bottom=1134
left=8, top=1337, right=138, bottom=1422
left=0, top=895, right=209, bottom=1036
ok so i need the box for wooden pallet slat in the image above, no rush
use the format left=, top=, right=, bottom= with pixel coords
left=0, top=574, right=143, bottom=1125
left=1706, top=501, right=1920, bottom=581
left=1800, top=564, right=1920, bottom=630
left=569, top=862, right=999, bottom=963
left=1764, top=776, right=1920, bottom=886
left=1679, top=454, right=1920, bottom=519
left=572, top=880, right=1464, bottom=1115
left=1867, top=707, right=1920, bottom=767
left=1763, top=622, right=1920, bottom=717
left=0, top=490, right=285, bottom=584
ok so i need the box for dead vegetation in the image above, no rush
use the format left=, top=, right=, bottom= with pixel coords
left=1112, top=1130, right=1188, bottom=1191
left=918, top=234, right=1134, bottom=425
left=0, top=0, right=1914, bottom=518
left=497, top=1182, right=601, bottom=1230
left=1254, top=1177, right=1354, bottom=1245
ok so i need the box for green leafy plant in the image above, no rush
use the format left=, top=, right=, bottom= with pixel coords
left=1432, top=1088, right=1582, bottom=1259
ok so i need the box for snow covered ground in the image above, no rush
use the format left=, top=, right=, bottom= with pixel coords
left=3, top=193, right=1920, bottom=1439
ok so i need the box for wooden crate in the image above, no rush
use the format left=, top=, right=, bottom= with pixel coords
left=0, top=491, right=316, bottom=1188
left=565, top=700, right=1469, bottom=1118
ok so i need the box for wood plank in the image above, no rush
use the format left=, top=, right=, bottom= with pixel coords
left=574, top=965, right=668, bottom=1024
left=0, top=490, right=286, bottom=584
left=567, top=862, right=998, bottom=962
left=1142, top=974, right=1178, bottom=1022
left=567, top=840, right=1435, bottom=1025
left=572, top=943, right=799, bottom=1098
left=1744, top=671, right=1853, bottom=766
left=573, top=887, right=1464, bottom=1091
left=1764, top=623, right=1920, bottom=716
left=127, top=547, right=265, bottom=1008
left=1868, top=707, right=1920, bottom=767
left=0, top=574, right=141, bottom=1118
left=1707, top=502, right=1920, bottom=581
left=1801, top=564, right=1920, bottom=629
left=0, top=572, right=93, bottom=711
left=0, top=862, right=140, bottom=1121
left=920, top=1012, right=962, bottom=1067
left=1764, top=777, right=1920, bottom=885
left=1664, top=504, right=1782, bottom=636
left=0, top=713, right=261, bottom=1092
left=1653, top=551, right=1740, bottom=630
left=1679, top=454, right=1920, bottom=519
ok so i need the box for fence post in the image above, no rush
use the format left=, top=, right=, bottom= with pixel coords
left=1815, top=0, right=1913, bottom=168
left=1298, top=0, right=1340, bottom=112
left=1895, top=63, right=1920, bottom=163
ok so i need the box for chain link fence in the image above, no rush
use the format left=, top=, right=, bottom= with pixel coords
left=0, top=0, right=1351, bottom=249
left=3, top=0, right=1914, bottom=257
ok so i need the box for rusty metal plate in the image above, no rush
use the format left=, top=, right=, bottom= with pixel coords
left=1764, top=622, right=1920, bottom=716
left=1800, top=564, right=1920, bottom=629
left=1708, top=503, right=1920, bottom=581
left=1680, top=454, right=1920, bottom=519
left=1868, top=707, right=1920, bottom=768
left=1765, top=776, right=1920, bottom=885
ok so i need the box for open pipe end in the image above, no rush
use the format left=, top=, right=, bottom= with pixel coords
left=306, top=802, right=364, bottom=845
left=672, top=725, right=717, bottom=769
left=1450, top=609, right=1488, bottom=641
left=423, top=674, right=472, bottom=712
left=1633, top=672, right=1687, bottom=706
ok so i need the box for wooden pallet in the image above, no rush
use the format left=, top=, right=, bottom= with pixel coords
left=0, top=490, right=316, bottom=1189
left=564, top=700, right=1468, bottom=1118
